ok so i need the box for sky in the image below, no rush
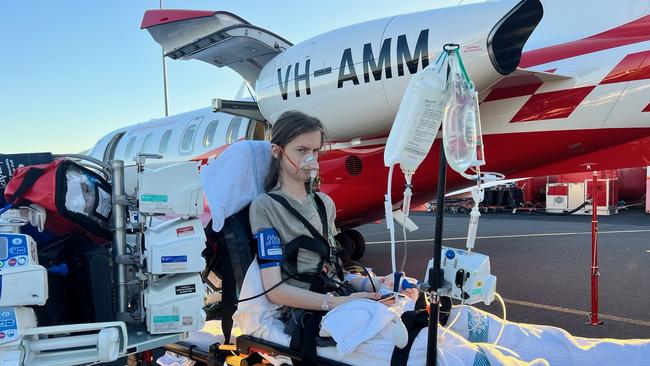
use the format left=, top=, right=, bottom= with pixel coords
left=0, top=0, right=472, bottom=154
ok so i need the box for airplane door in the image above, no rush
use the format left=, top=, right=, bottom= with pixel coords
left=103, top=132, right=125, bottom=163
left=246, top=120, right=270, bottom=141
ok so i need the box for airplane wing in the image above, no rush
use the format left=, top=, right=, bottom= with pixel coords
left=445, top=178, right=529, bottom=197
left=141, top=9, right=292, bottom=87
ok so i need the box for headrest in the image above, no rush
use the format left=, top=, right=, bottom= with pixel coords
left=200, top=140, right=271, bottom=232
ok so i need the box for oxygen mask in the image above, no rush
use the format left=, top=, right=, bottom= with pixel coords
left=299, top=154, right=319, bottom=180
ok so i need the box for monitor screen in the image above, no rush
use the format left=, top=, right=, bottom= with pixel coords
left=0, top=237, right=7, bottom=259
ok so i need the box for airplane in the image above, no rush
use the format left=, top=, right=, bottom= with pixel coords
left=89, top=0, right=650, bottom=256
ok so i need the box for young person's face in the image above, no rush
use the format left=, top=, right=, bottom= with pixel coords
left=275, top=129, right=322, bottom=183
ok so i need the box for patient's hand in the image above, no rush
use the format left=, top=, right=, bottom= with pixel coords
left=331, top=292, right=380, bottom=308
left=402, top=288, right=419, bottom=302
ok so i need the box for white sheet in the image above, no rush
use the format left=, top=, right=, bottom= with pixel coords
left=230, top=259, right=650, bottom=366
left=160, top=261, right=650, bottom=366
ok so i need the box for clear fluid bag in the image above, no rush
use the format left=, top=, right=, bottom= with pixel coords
left=442, top=50, right=479, bottom=175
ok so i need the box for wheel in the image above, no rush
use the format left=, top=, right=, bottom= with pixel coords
left=346, top=229, right=366, bottom=261
left=335, top=232, right=354, bottom=265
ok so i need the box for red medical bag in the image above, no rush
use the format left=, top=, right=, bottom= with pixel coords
left=4, top=159, right=112, bottom=243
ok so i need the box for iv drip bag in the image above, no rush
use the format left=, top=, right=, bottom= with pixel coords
left=384, top=55, right=447, bottom=173
left=442, top=50, right=479, bottom=175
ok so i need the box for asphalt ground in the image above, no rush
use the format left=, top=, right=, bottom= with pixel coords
left=356, top=208, right=650, bottom=339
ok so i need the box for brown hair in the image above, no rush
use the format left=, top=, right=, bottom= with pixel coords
left=264, top=111, right=326, bottom=192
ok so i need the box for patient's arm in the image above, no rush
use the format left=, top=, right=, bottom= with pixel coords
left=260, top=266, right=379, bottom=310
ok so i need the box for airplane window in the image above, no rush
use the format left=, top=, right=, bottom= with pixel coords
left=226, top=117, right=244, bottom=145
left=159, top=129, right=172, bottom=153
left=124, top=136, right=137, bottom=160
left=140, top=133, right=156, bottom=153
left=203, top=120, right=219, bottom=148
left=180, top=123, right=198, bottom=155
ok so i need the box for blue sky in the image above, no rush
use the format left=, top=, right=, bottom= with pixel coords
left=1, top=1, right=465, bottom=154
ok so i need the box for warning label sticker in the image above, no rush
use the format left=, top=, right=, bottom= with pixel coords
left=175, top=284, right=196, bottom=295
left=176, top=226, right=195, bottom=237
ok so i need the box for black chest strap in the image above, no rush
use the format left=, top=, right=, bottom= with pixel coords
left=267, top=193, right=329, bottom=243
left=390, top=310, right=430, bottom=366
left=268, top=193, right=345, bottom=283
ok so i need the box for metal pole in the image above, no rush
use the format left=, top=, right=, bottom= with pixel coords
left=111, top=160, right=128, bottom=317
left=160, top=0, right=169, bottom=116
left=590, top=171, right=602, bottom=325
left=426, top=143, right=447, bottom=366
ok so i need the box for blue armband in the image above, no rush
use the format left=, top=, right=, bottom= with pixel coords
left=256, top=228, right=283, bottom=268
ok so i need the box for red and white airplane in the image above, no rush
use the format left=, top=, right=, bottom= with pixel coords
left=89, top=0, right=650, bottom=247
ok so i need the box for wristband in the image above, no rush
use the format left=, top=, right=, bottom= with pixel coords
left=321, top=293, right=331, bottom=311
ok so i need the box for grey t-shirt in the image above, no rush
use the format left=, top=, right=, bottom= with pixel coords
left=249, top=189, right=338, bottom=290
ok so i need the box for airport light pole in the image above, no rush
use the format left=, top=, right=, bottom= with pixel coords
left=590, top=171, right=602, bottom=326
left=160, top=0, right=169, bottom=116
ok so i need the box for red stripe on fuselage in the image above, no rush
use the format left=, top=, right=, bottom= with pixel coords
left=510, top=86, right=595, bottom=122
left=643, top=102, right=650, bottom=112
left=601, top=50, right=650, bottom=84
left=520, top=14, right=650, bottom=68
left=484, top=82, right=543, bottom=102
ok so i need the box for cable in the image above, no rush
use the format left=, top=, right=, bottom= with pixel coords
left=543, top=200, right=590, bottom=216
left=217, top=269, right=358, bottom=306
left=386, top=164, right=397, bottom=273
left=492, top=293, right=507, bottom=348
left=344, top=261, right=377, bottom=293
left=400, top=221, right=408, bottom=272
left=0, top=203, right=12, bottom=216
left=216, top=272, right=303, bottom=306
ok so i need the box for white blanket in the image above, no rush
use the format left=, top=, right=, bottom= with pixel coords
left=230, top=259, right=650, bottom=366
left=160, top=260, right=650, bottom=365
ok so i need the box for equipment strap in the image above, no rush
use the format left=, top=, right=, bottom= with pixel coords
left=390, top=310, right=430, bottom=366
left=289, top=310, right=323, bottom=366
left=7, top=167, right=45, bottom=204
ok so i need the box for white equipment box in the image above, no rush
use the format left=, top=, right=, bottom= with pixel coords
left=424, top=247, right=496, bottom=305
left=144, top=218, right=206, bottom=275
left=144, top=273, right=206, bottom=334
left=138, top=162, right=204, bottom=216
left=0, top=234, right=48, bottom=306
left=546, top=183, right=585, bottom=213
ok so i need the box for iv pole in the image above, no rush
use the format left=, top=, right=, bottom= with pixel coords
left=426, top=143, right=447, bottom=366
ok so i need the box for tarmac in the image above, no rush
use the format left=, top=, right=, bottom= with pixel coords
left=357, top=208, right=650, bottom=339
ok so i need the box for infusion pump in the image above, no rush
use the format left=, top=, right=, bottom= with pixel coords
left=0, top=233, right=47, bottom=307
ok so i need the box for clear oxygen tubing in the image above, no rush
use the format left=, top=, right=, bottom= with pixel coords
left=441, top=299, right=465, bottom=339
left=400, top=217, right=408, bottom=272
left=400, top=173, right=412, bottom=272
left=440, top=292, right=508, bottom=352
left=465, top=166, right=483, bottom=253
left=385, top=164, right=397, bottom=273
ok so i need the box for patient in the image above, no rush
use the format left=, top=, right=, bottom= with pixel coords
left=240, top=111, right=650, bottom=366
left=247, top=111, right=393, bottom=358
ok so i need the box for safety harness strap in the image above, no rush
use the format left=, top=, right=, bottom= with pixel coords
left=268, top=193, right=342, bottom=278
left=390, top=310, right=430, bottom=366
left=267, top=193, right=329, bottom=244
left=289, top=311, right=324, bottom=366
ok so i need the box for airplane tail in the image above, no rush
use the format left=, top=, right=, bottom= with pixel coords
left=141, top=10, right=292, bottom=87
